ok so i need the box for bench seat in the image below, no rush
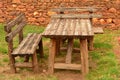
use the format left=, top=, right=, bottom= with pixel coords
left=12, top=33, right=42, bottom=56
left=93, top=27, right=104, bottom=34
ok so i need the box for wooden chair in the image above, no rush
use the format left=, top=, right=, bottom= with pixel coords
left=4, top=13, right=43, bottom=73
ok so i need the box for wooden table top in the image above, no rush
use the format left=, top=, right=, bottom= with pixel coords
left=42, top=18, right=94, bottom=38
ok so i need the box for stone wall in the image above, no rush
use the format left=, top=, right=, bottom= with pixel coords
left=0, top=0, right=120, bottom=29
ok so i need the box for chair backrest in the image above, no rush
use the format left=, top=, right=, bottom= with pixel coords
left=4, top=12, right=26, bottom=54
left=51, top=6, right=102, bottom=22
left=51, top=7, right=99, bottom=13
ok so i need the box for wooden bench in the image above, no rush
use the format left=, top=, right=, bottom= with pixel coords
left=51, top=6, right=104, bottom=34
left=4, top=13, right=43, bottom=73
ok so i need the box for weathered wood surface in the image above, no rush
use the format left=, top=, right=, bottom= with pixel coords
left=48, top=39, right=56, bottom=74
left=4, top=13, right=25, bottom=32
left=15, top=62, right=33, bottom=68
left=54, top=63, right=81, bottom=70
left=51, top=7, right=101, bottom=12
left=93, top=27, right=104, bottom=34
left=4, top=12, right=43, bottom=73
left=51, top=14, right=102, bottom=19
left=11, top=33, right=42, bottom=55
left=32, top=51, right=39, bottom=72
left=5, top=21, right=26, bottom=42
left=80, top=38, right=89, bottom=76
left=43, top=19, right=94, bottom=37
left=65, top=38, right=73, bottom=64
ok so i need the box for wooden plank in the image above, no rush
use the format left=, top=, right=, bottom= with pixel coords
left=15, top=62, right=33, bottom=68
left=62, top=19, right=70, bottom=35
left=4, top=13, right=25, bottom=32
left=93, top=27, right=104, bottom=34
left=60, top=47, right=80, bottom=53
left=80, top=38, right=89, bottom=76
left=28, top=34, right=42, bottom=54
left=51, top=14, right=102, bottom=19
left=38, top=38, right=44, bottom=58
left=77, top=19, right=82, bottom=35
left=56, top=39, right=60, bottom=55
left=65, top=38, right=73, bottom=64
left=54, top=63, right=81, bottom=70
left=19, top=30, right=23, bottom=44
left=32, top=52, right=39, bottom=73
left=49, top=19, right=60, bottom=35
left=69, top=19, right=75, bottom=35
left=55, top=19, right=65, bottom=35
left=20, top=33, right=37, bottom=54
left=80, top=19, right=88, bottom=35
left=86, top=19, right=94, bottom=35
left=8, top=39, right=16, bottom=73
left=51, top=7, right=98, bottom=12
left=88, top=36, right=94, bottom=51
left=11, top=33, right=33, bottom=55
left=5, top=21, right=26, bottom=42
left=74, top=19, right=80, bottom=35
left=43, top=19, right=55, bottom=35
left=48, top=39, right=56, bottom=74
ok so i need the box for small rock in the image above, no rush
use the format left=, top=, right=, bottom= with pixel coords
left=99, top=19, right=106, bottom=24
left=47, top=11, right=56, bottom=16
left=12, top=0, right=21, bottom=3
left=39, top=17, right=45, bottom=22
left=108, top=8, right=117, bottom=13
left=28, top=17, right=36, bottom=22
left=12, top=4, right=17, bottom=8
left=42, top=69, right=46, bottom=73
left=0, top=2, right=3, bottom=8
left=33, top=11, right=39, bottom=16
left=113, top=19, right=120, bottom=25
left=118, top=37, right=120, bottom=43
left=0, top=9, right=3, bottom=14
left=92, top=18, right=98, bottom=23
left=106, top=18, right=112, bottom=23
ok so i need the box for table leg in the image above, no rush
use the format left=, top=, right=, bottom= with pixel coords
left=80, top=38, right=89, bottom=77
left=56, top=39, right=60, bottom=55
left=88, top=36, right=94, bottom=51
left=65, top=38, right=73, bottom=64
left=48, top=38, right=57, bottom=74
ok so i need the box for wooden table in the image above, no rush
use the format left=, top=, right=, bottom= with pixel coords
left=42, top=15, right=94, bottom=77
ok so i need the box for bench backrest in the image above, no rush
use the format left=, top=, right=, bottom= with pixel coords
left=51, top=6, right=102, bottom=23
left=4, top=13, right=26, bottom=54
left=51, top=7, right=100, bottom=13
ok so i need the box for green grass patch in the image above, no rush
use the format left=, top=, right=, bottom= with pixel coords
left=86, top=30, right=120, bottom=80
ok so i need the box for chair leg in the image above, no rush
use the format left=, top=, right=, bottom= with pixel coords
left=24, top=55, right=30, bottom=62
left=10, top=55, right=16, bottom=73
left=32, top=52, right=39, bottom=73
left=38, top=39, right=44, bottom=58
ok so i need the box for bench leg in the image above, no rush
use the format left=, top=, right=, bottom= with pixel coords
left=48, top=39, right=56, bottom=74
left=38, top=39, right=44, bottom=58
left=80, top=38, right=89, bottom=78
left=10, top=55, right=16, bottom=73
left=65, top=38, right=73, bottom=64
left=32, top=52, right=39, bottom=73
left=24, top=55, right=30, bottom=62
left=88, top=36, right=94, bottom=51
left=56, top=39, right=60, bottom=55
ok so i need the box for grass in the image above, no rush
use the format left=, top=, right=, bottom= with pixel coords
left=0, top=23, right=120, bottom=80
